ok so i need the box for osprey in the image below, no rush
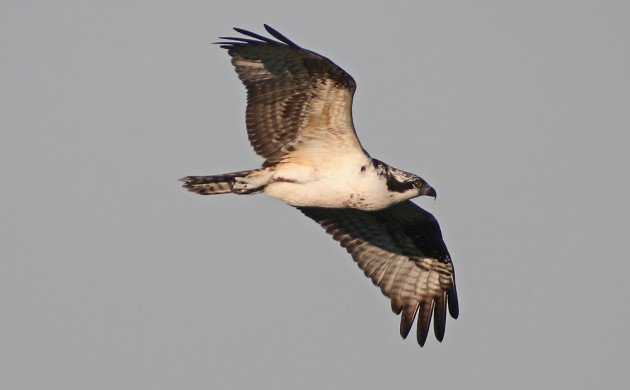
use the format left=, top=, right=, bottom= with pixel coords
left=180, top=25, right=458, bottom=346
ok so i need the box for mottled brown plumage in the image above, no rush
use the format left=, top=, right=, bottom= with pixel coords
left=299, top=200, right=458, bottom=346
left=217, top=24, right=360, bottom=165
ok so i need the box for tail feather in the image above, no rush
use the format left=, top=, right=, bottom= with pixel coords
left=179, top=169, right=260, bottom=195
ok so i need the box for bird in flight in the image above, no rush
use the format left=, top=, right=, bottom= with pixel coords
left=180, top=25, right=458, bottom=346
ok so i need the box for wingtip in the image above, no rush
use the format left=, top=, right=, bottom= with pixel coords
left=417, top=327, right=429, bottom=347
left=230, top=26, right=278, bottom=45
left=263, top=23, right=299, bottom=47
left=416, top=301, right=434, bottom=347
left=262, top=23, right=277, bottom=35
left=448, top=291, right=460, bottom=319
left=399, top=304, right=418, bottom=340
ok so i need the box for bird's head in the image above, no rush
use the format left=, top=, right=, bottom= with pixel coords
left=411, top=176, right=437, bottom=199
left=383, top=167, right=437, bottom=201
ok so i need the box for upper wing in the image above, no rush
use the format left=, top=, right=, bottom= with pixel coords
left=298, top=200, right=459, bottom=346
left=217, top=25, right=363, bottom=165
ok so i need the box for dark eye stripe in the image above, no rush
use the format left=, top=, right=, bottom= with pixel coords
left=386, top=176, right=415, bottom=193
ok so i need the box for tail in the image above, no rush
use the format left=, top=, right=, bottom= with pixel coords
left=179, top=169, right=262, bottom=195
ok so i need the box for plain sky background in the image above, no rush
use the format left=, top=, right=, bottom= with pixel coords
left=2, top=1, right=629, bottom=389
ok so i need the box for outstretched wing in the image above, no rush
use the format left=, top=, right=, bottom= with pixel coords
left=217, top=25, right=363, bottom=165
left=298, top=201, right=459, bottom=346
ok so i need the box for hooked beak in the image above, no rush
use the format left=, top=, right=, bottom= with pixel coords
left=426, top=186, right=437, bottom=200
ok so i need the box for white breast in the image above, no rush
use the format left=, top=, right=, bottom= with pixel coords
left=264, top=152, right=403, bottom=210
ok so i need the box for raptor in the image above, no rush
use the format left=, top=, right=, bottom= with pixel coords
left=180, top=25, right=459, bottom=346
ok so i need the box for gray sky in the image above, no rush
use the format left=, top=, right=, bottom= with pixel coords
left=2, top=1, right=629, bottom=389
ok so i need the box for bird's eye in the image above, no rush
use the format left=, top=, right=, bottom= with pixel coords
left=413, top=180, right=424, bottom=188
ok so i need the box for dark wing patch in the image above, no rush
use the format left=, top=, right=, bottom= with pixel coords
left=298, top=200, right=458, bottom=346
left=217, top=25, right=361, bottom=164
